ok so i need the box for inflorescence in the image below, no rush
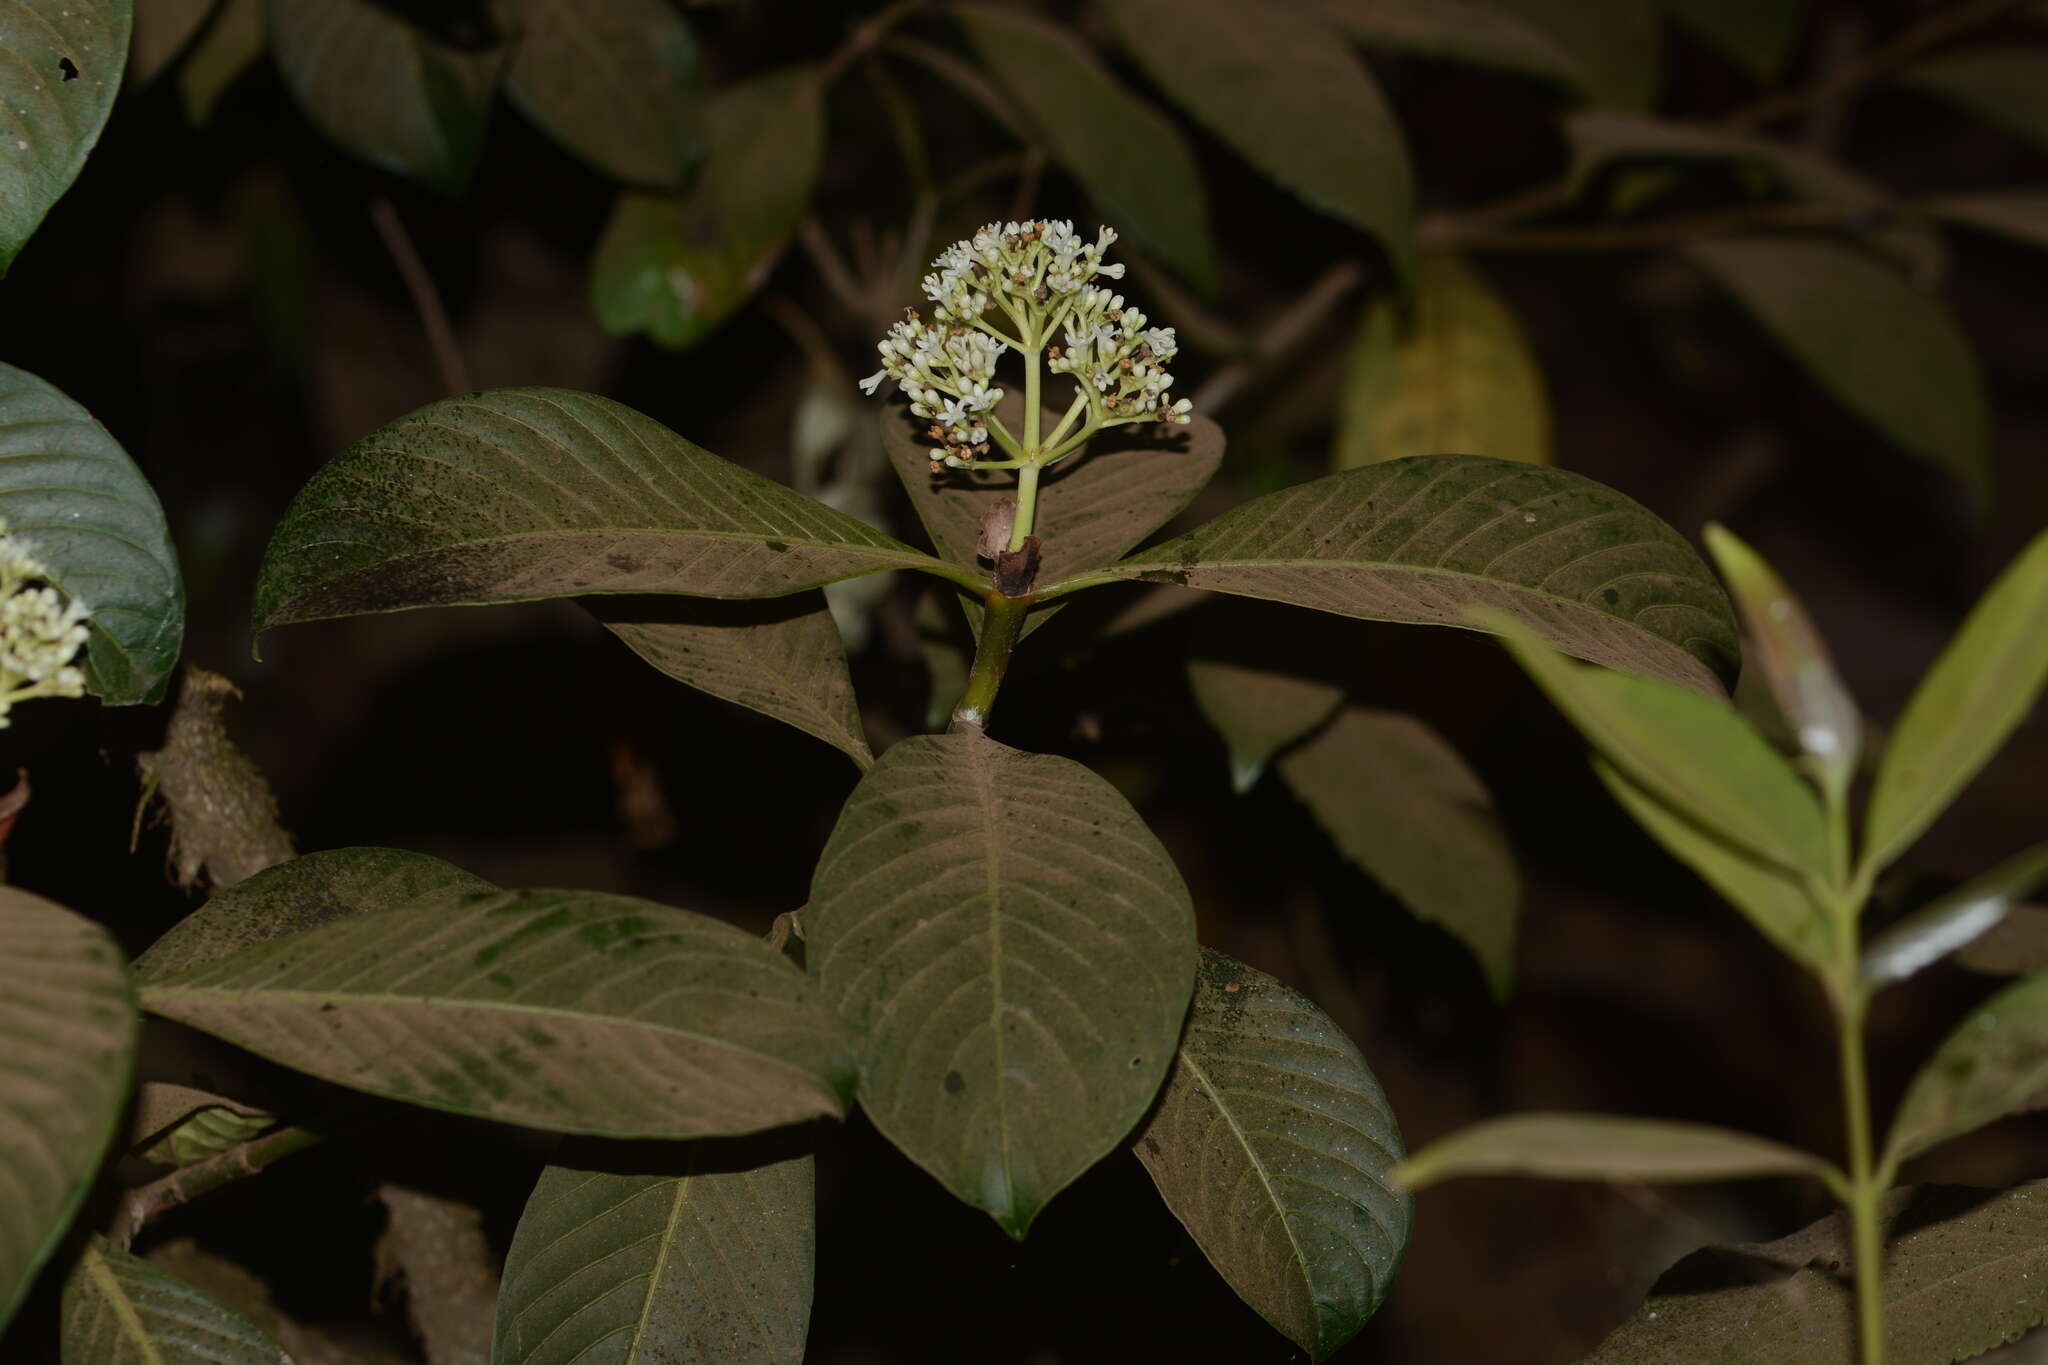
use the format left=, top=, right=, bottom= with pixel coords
left=0, top=523, right=87, bottom=727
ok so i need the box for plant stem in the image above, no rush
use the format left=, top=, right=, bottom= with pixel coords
left=111, top=1124, right=326, bottom=1248
left=1009, top=461, right=1042, bottom=552
left=1834, top=987, right=1887, bottom=1365
left=951, top=590, right=1031, bottom=730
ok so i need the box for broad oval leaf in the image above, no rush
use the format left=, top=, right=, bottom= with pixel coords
left=1309, top=0, right=1589, bottom=95
left=129, top=1082, right=274, bottom=1167
left=506, top=0, right=703, bottom=188
left=807, top=729, right=1197, bottom=1237
left=1279, top=708, right=1519, bottom=998
left=1864, top=527, right=2048, bottom=874
left=0, top=364, right=185, bottom=704
left=1396, top=1113, right=1832, bottom=1190
left=0, top=890, right=135, bottom=1334
left=1885, top=967, right=2048, bottom=1168
left=956, top=3, right=1217, bottom=292
left=1335, top=254, right=1552, bottom=470
left=1057, top=454, right=1740, bottom=695
left=495, top=1140, right=813, bottom=1365
left=1898, top=47, right=2048, bottom=154
left=253, top=387, right=969, bottom=636
left=138, top=888, right=854, bottom=1139
left=1653, top=0, right=1803, bottom=83
left=1928, top=190, right=2048, bottom=255
left=1863, top=844, right=2048, bottom=990
left=587, top=593, right=871, bottom=769
left=60, top=1237, right=282, bottom=1365
left=0, top=0, right=128, bottom=272
left=1486, top=0, right=1660, bottom=108
left=1100, top=0, right=1414, bottom=276
left=591, top=66, right=822, bottom=349
left=269, top=0, right=502, bottom=193
left=1134, top=949, right=1408, bottom=1362
left=1687, top=235, right=1989, bottom=497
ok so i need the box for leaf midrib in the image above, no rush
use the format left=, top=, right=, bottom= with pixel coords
left=87, top=1247, right=165, bottom=1365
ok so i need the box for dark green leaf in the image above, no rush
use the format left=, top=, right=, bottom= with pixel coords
left=0, top=890, right=135, bottom=1335
left=1134, top=949, right=1408, bottom=1362
left=587, top=593, right=871, bottom=769
left=60, top=1237, right=282, bottom=1365
left=957, top=3, right=1217, bottom=291
left=1280, top=708, right=1519, bottom=998
left=590, top=65, right=821, bottom=348
left=0, top=364, right=185, bottom=704
left=496, top=1140, right=813, bottom=1364
left=1486, top=0, right=1660, bottom=108
left=506, top=0, right=701, bottom=187
left=138, top=888, right=853, bottom=1139
left=1397, top=1113, right=1832, bottom=1189
left=1058, top=455, right=1739, bottom=695
left=1310, top=0, right=1589, bottom=95
left=1100, top=0, right=1414, bottom=276
left=807, top=730, right=1197, bottom=1236
left=1898, top=47, right=2048, bottom=154
left=269, top=0, right=502, bottom=193
left=1864, top=528, right=2048, bottom=872
left=1186, top=658, right=1343, bottom=794
left=252, top=388, right=969, bottom=637
left=1653, top=0, right=1803, bottom=83
left=128, top=1082, right=274, bottom=1167
left=1864, top=844, right=2048, bottom=989
left=1687, top=236, right=1989, bottom=497
left=1928, top=190, right=2048, bottom=254
left=0, top=0, right=128, bottom=272
left=1885, top=966, right=2048, bottom=1167
left=130, top=0, right=213, bottom=85
left=177, top=0, right=257, bottom=124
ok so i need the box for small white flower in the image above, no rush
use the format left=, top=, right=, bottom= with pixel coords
left=858, top=369, right=887, bottom=395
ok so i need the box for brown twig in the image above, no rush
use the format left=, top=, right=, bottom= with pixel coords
left=799, top=219, right=869, bottom=320
left=369, top=199, right=470, bottom=395
left=819, top=0, right=928, bottom=87
left=1192, top=261, right=1366, bottom=414
left=111, top=1124, right=324, bottom=1248
left=1123, top=246, right=1244, bottom=357
left=883, top=33, right=1031, bottom=140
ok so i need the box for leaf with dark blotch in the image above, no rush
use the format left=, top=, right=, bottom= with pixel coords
left=252, top=388, right=968, bottom=636
left=269, top=0, right=502, bottom=193
left=60, top=1237, right=283, bottom=1365
left=1396, top=1113, right=1831, bottom=1190
left=1928, top=190, right=2048, bottom=255
left=0, top=364, right=185, bottom=705
left=129, top=1082, right=274, bottom=1167
left=1583, top=1183, right=2048, bottom=1364
left=807, top=730, right=1197, bottom=1237
left=1863, top=844, right=2048, bottom=990
left=1652, top=0, right=1804, bottom=83
left=506, top=0, right=703, bottom=188
left=591, top=66, right=822, bottom=349
left=0, top=890, right=135, bottom=1336
left=1133, top=949, right=1408, bottom=1362
left=138, top=888, right=854, bottom=1139
left=587, top=593, right=871, bottom=769
left=956, top=4, right=1216, bottom=291
left=1485, top=0, right=1660, bottom=108
left=1687, top=236, right=1989, bottom=497
left=1309, top=0, right=1588, bottom=95
left=1897, top=47, right=2048, bottom=155
left=495, top=1139, right=813, bottom=1365
left=1280, top=708, right=1519, bottom=998
left=1885, top=967, right=2048, bottom=1168
left=0, top=0, right=128, bottom=272
left=1063, top=454, right=1739, bottom=695
left=1100, top=0, right=1414, bottom=276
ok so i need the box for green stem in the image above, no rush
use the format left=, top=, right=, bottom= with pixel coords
left=1009, top=462, right=1042, bottom=552
left=1834, top=978, right=1887, bottom=1365
left=951, top=590, right=1032, bottom=730
left=1042, top=389, right=1089, bottom=452
left=1023, top=344, right=1043, bottom=456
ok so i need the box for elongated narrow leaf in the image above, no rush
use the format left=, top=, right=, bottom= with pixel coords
left=1061, top=455, right=1739, bottom=695
left=807, top=730, right=1197, bottom=1236
left=1398, top=1113, right=1831, bottom=1191
left=506, top=0, right=702, bottom=187
left=587, top=593, right=870, bottom=768
left=1864, top=528, right=2048, bottom=873
left=139, top=889, right=854, bottom=1138
left=496, top=1141, right=813, bottom=1365
left=1929, top=190, right=2048, bottom=254
left=1101, top=0, right=1413, bottom=275
left=1688, top=236, right=1989, bottom=496
left=1280, top=708, right=1519, bottom=998
left=253, top=388, right=966, bottom=636
left=1310, top=0, right=1588, bottom=94
left=1898, top=47, right=2048, bottom=154
left=0, top=0, right=128, bottom=272
left=1864, top=844, right=2048, bottom=990
left=0, top=364, right=185, bottom=704
left=1885, top=968, right=2048, bottom=1167
left=269, top=0, right=502, bottom=192
left=957, top=4, right=1216, bottom=291
left=591, top=66, right=821, bottom=349
left=129, top=1082, right=274, bottom=1167
left=0, top=890, right=135, bottom=1334
left=1653, top=0, right=1803, bottom=82
left=1187, top=660, right=1342, bottom=794
left=1335, top=254, right=1552, bottom=470
left=1585, top=1183, right=2048, bottom=1364
left=61, top=1238, right=282, bottom=1365
left=1486, top=0, right=1660, bottom=108
left=130, top=0, right=213, bottom=85
left=1134, top=950, right=1407, bottom=1362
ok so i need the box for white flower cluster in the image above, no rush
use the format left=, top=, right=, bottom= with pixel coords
left=0, top=527, right=86, bottom=727
left=859, top=310, right=1008, bottom=466
left=1048, top=288, right=1192, bottom=426
left=916, top=219, right=1125, bottom=326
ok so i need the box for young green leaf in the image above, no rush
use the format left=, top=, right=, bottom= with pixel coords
left=1863, top=528, right=2048, bottom=874
left=1485, top=0, right=1661, bottom=108
left=0, top=0, right=128, bottom=272
left=1099, top=0, right=1415, bottom=277
left=807, top=730, right=1197, bottom=1237
left=252, top=387, right=971, bottom=637
left=1396, top=1113, right=1833, bottom=1190
left=1687, top=236, right=1990, bottom=497
left=177, top=0, right=257, bottom=124
left=1884, top=968, right=2048, bottom=1168
left=0, top=364, right=185, bottom=705
left=1058, top=455, right=1739, bottom=695
left=1133, top=949, right=1408, bottom=1363
left=506, top=0, right=703, bottom=188
left=139, top=889, right=854, bottom=1139
left=268, top=0, right=502, bottom=193
left=128, top=1082, right=274, bottom=1168
left=1279, top=708, right=1519, bottom=998
left=1334, top=254, right=1553, bottom=470
left=60, top=1237, right=283, bottom=1365
left=1927, top=190, right=2048, bottom=255
left=1477, top=610, right=1828, bottom=878
left=956, top=4, right=1217, bottom=291
left=586, top=593, right=872, bottom=769
left=496, top=1141, right=813, bottom=1365
left=1652, top=0, right=1804, bottom=83
left=1897, top=47, right=2048, bottom=155
left=0, top=890, right=135, bottom=1336
left=1863, top=844, right=2048, bottom=990
left=1186, top=658, right=1344, bottom=794
left=590, top=65, right=822, bottom=349
left=1309, top=0, right=1589, bottom=96
left=129, top=0, right=212, bottom=86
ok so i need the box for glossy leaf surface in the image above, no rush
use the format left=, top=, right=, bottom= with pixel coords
left=0, top=0, right=128, bottom=272
left=60, top=1238, right=281, bottom=1365
left=506, top=0, right=702, bottom=187
left=1397, top=1113, right=1830, bottom=1190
